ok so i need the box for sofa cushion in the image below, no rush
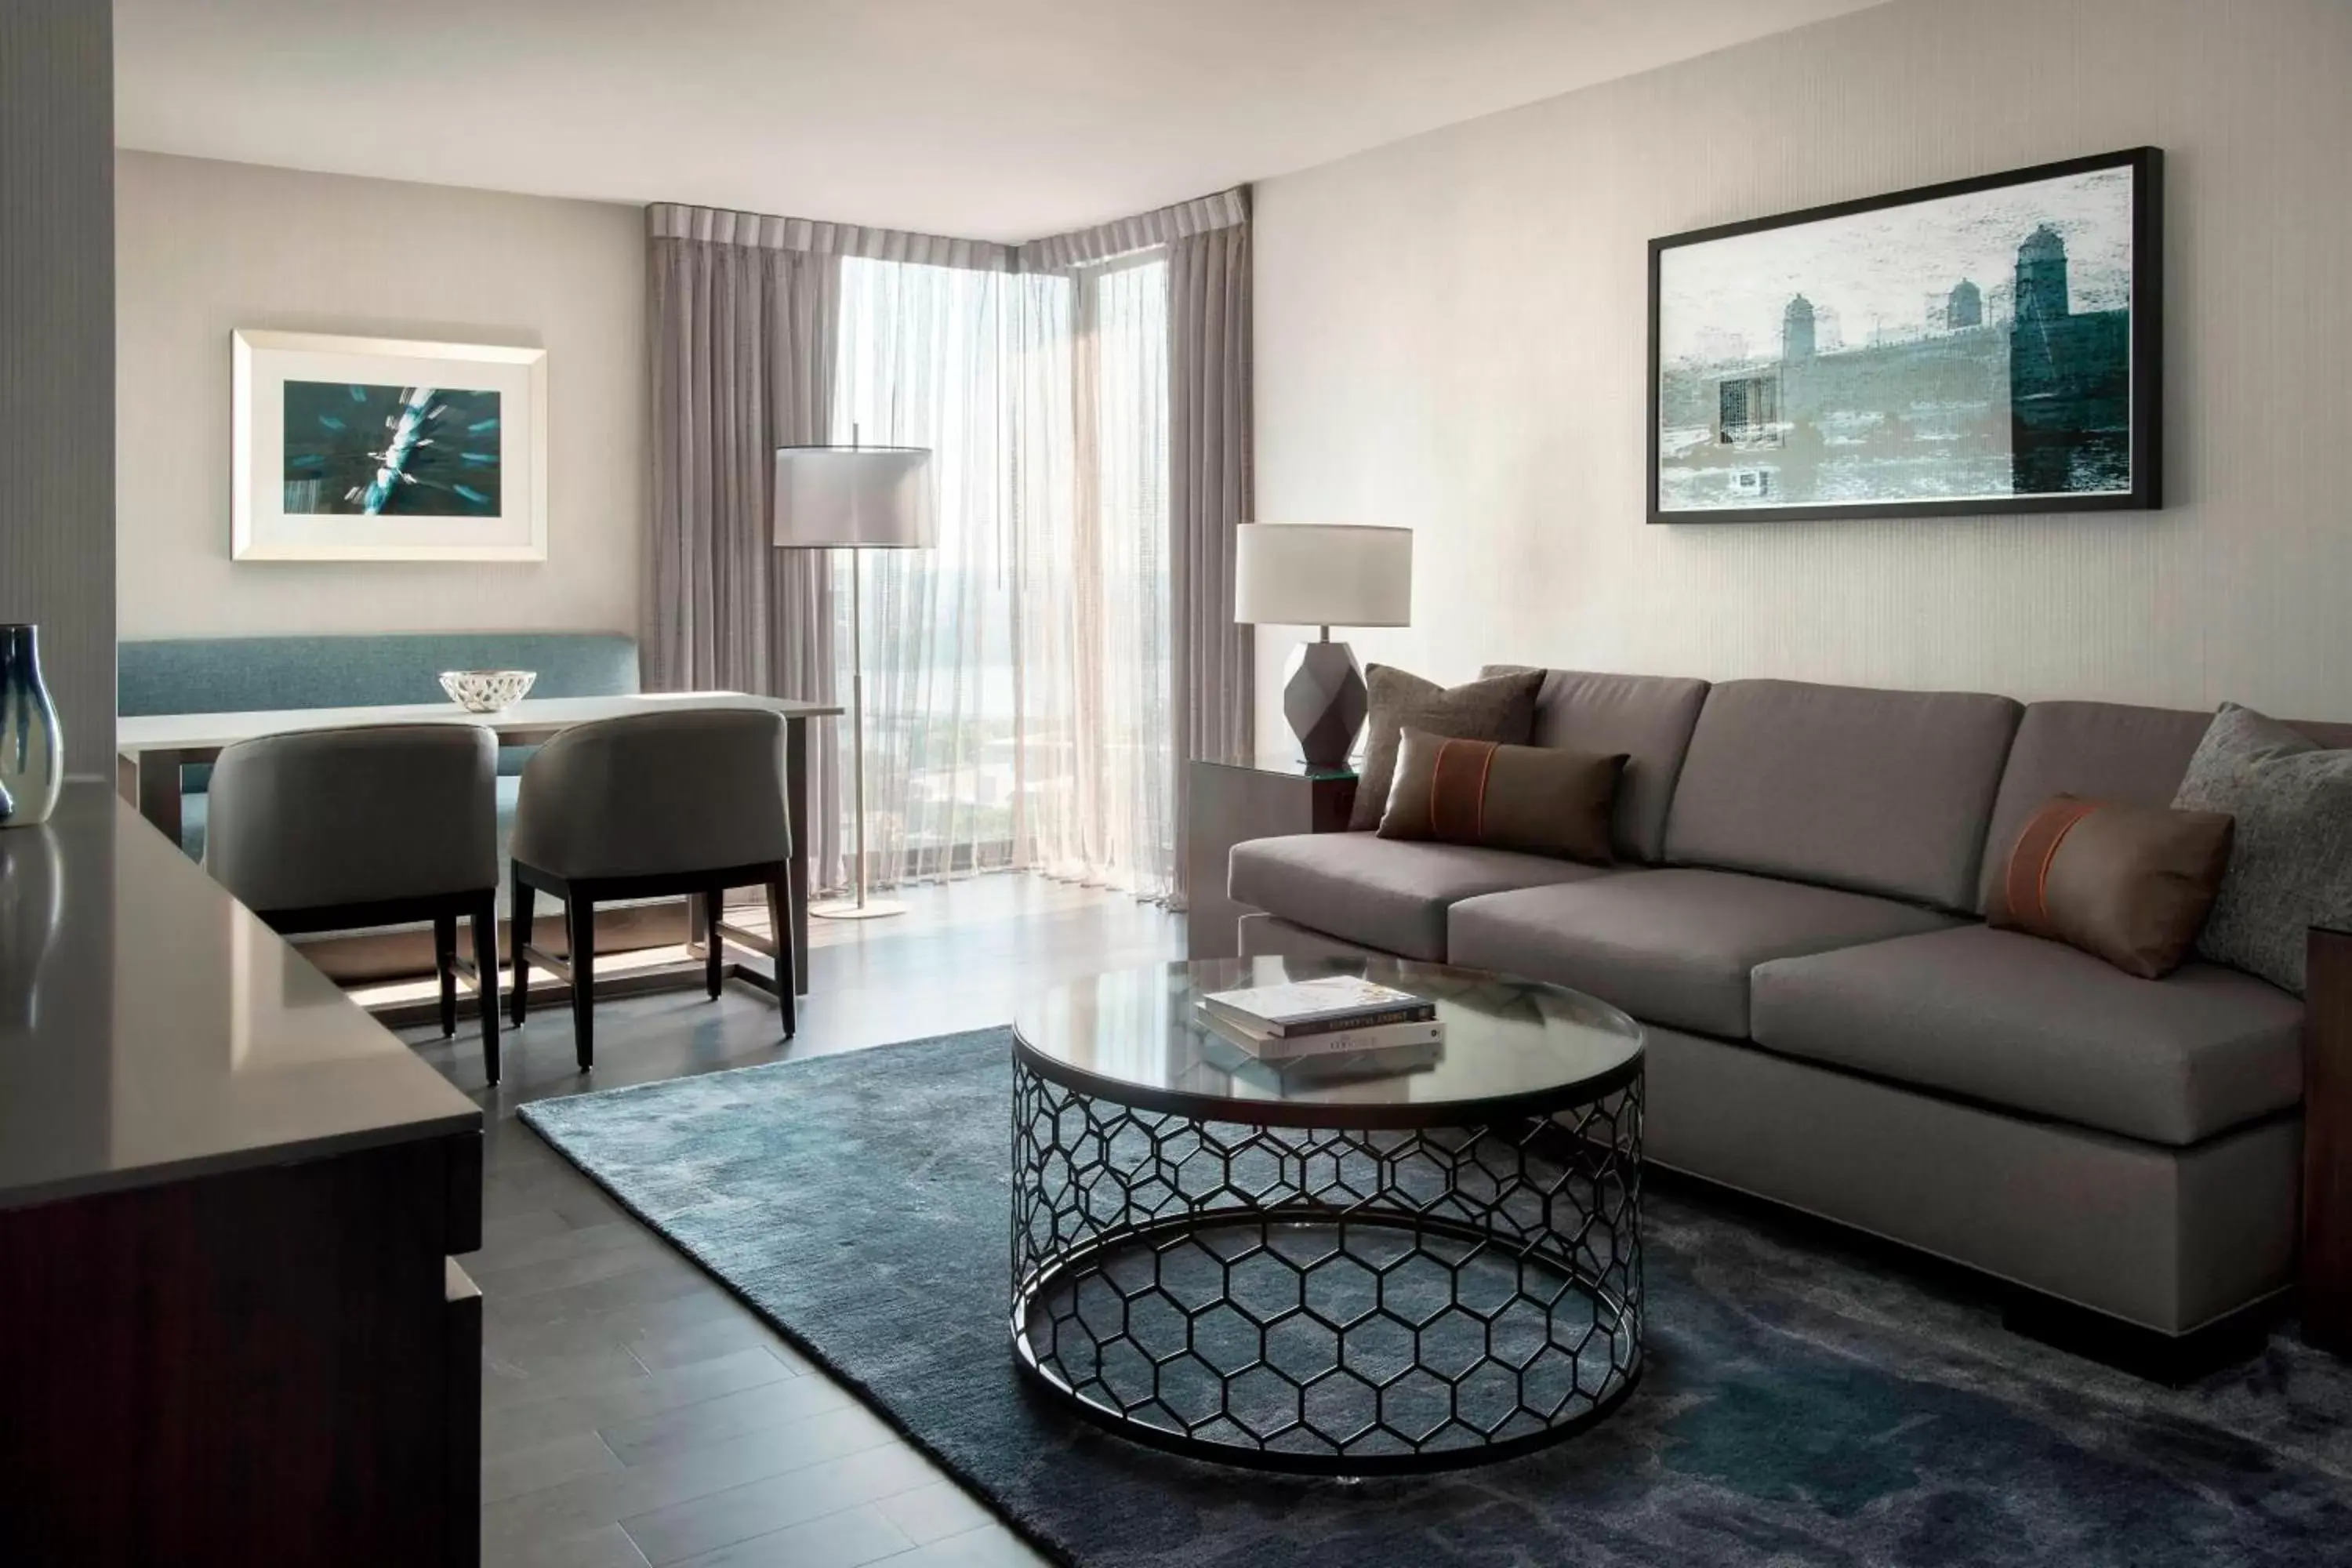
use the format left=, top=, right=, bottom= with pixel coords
left=1977, top=699, right=2352, bottom=913
left=1481, top=667, right=1710, bottom=863
left=2174, top=703, right=2352, bottom=994
left=1349, top=666, right=1544, bottom=830
left=1750, top=924, right=2303, bottom=1147
left=1446, top=868, right=1957, bottom=1037
left=1662, top=679, right=2021, bottom=912
left=1376, top=729, right=1624, bottom=864
left=1229, top=832, right=1602, bottom=960
left=1984, top=794, right=2234, bottom=979
left=1975, top=701, right=2212, bottom=911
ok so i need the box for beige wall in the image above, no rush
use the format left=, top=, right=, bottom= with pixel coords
left=116, top=151, right=644, bottom=641
left=1253, top=0, right=2352, bottom=762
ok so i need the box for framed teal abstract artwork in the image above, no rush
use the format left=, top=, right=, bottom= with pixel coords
left=232, top=329, right=548, bottom=560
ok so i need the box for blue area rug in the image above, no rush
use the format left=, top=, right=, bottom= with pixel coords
left=519, top=1029, right=2352, bottom=1568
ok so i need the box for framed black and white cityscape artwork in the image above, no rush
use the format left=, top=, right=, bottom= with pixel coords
left=1648, top=147, right=2161, bottom=524
left=232, top=329, right=548, bottom=560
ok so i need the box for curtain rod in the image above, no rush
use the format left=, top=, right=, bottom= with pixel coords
left=647, top=186, right=1247, bottom=274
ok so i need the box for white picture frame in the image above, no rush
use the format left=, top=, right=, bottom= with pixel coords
left=231, top=328, right=549, bottom=561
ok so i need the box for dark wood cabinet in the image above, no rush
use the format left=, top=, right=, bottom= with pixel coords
left=0, top=789, right=485, bottom=1566
left=1185, top=760, right=1357, bottom=960
left=0, top=1134, right=484, bottom=1565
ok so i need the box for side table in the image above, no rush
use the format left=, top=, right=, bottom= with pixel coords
left=2306, top=925, right=2352, bottom=1354
left=1184, top=760, right=1356, bottom=960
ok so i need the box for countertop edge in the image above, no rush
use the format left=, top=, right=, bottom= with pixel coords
left=0, top=1105, right=484, bottom=1215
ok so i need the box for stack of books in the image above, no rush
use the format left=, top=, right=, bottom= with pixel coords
left=1196, top=975, right=1443, bottom=1062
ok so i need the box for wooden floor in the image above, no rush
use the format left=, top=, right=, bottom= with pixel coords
left=403, top=873, right=1185, bottom=1568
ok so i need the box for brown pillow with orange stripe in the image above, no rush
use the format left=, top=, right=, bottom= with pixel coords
left=1376, top=728, right=1627, bottom=865
left=1986, top=794, right=2235, bottom=978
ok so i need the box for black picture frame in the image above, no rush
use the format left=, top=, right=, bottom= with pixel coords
left=1646, top=147, right=2162, bottom=525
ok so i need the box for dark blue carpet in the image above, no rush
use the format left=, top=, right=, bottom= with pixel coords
left=519, top=1029, right=2352, bottom=1568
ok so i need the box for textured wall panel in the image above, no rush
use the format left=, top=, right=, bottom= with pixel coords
left=1253, top=0, right=2352, bottom=761
left=114, top=152, right=645, bottom=641
left=1, top=0, right=114, bottom=774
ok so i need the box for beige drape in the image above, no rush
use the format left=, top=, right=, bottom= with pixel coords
left=1167, top=208, right=1255, bottom=908
left=644, top=210, right=846, bottom=877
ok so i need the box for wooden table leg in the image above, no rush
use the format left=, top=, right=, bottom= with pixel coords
left=785, top=716, right=810, bottom=996
left=125, top=749, right=187, bottom=851
left=2304, top=926, right=2352, bottom=1354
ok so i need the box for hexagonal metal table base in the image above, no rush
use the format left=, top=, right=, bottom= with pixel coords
left=1008, top=1060, right=1644, bottom=1475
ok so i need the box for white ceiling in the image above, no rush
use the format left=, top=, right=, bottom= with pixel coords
left=115, top=0, right=1889, bottom=242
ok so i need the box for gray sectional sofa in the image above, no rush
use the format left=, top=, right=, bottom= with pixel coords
left=1230, top=669, right=2342, bottom=1348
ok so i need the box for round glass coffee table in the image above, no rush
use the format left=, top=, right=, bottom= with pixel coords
left=1009, top=956, right=1644, bottom=1475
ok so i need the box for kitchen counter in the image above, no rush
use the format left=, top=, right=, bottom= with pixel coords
left=0, top=783, right=480, bottom=1211
left=0, top=782, right=485, bottom=1566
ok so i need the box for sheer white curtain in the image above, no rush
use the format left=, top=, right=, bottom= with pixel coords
left=822, top=247, right=1178, bottom=901
left=826, top=256, right=1021, bottom=891
left=1021, top=253, right=1174, bottom=897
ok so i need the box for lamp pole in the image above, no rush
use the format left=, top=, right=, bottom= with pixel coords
left=845, top=543, right=870, bottom=910
left=778, top=429, right=927, bottom=923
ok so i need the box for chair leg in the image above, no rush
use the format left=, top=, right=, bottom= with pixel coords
left=434, top=913, right=459, bottom=1038
left=704, top=887, right=724, bottom=1000
left=473, top=894, right=501, bottom=1086
left=509, top=869, right=533, bottom=1027
left=567, top=894, right=597, bottom=1071
left=765, top=877, right=796, bottom=1040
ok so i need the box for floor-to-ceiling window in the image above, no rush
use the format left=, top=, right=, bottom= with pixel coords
left=823, top=245, right=1177, bottom=902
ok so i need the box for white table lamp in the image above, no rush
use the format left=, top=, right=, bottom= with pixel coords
left=1234, top=523, right=1412, bottom=771
left=774, top=441, right=935, bottom=919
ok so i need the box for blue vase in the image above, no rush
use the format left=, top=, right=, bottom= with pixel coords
left=0, top=625, right=62, bottom=829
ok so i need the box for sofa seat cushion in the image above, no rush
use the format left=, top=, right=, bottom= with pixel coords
left=1448, top=869, right=1957, bottom=1037
left=1750, top=924, right=2303, bottom=1146
left=1228, top=832, right=1605, bottom=960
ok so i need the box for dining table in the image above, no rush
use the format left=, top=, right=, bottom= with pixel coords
left=114, top=691, right=843, bottom=995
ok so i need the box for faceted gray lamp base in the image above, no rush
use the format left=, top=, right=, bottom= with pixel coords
left=1283, top=639, right=1367, bottom=772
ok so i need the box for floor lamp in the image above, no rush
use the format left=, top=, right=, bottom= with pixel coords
left=774, top=439, right=936, bottom=920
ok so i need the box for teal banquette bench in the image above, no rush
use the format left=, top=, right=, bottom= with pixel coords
left=118, top=632, right=641, bottom=861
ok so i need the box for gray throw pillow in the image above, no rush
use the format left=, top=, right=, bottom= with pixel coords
left=1348, top=666, right=1544, bottom=831
left=2171, top=702, right=2352, bottom=994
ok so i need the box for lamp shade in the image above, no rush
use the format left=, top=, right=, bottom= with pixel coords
left=772, top=445, right=936, bottom=549
left=1233, top=524, right=1412, bottom=628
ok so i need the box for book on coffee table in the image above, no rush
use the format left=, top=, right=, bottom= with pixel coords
left=1202, top=1007, right=1444, bottom=1062
left=1199, top=1029, right=1445, bottom=1091
left=1198, top=975, right=1436, bottom=1038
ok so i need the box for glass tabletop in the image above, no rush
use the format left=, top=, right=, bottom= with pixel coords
left=1012, top=958, right=1643, bottom=1128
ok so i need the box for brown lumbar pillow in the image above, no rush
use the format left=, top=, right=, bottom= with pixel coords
left=1377, top=728, right=1627, bottom=864
left=1348, top=666, right=1545, bottom=831
left=1985, top=794, right=2235, bottom=979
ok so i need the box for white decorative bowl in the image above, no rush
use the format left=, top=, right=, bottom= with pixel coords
left=438, top=669, right=537, bottom=713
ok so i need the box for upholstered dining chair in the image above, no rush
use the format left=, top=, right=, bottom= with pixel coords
left=205, top=723, right=502, bottom=1078
left=506, top=708, right=796, bottom=1069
